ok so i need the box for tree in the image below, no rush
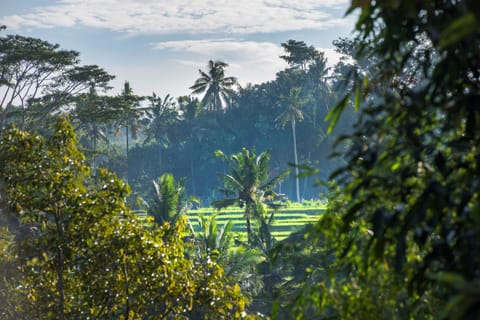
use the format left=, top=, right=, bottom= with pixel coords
left=280, top=40, right=319, bottom=71
left=148, top=173, right=185, bottom=225
left=0, top=34, right=114, bottom=131
left=190, top=60, right=238, bottom=112
left=300, top=0, right=480, bottom=318
left=0, top=118, right=252, bottom=319
left=213, top=148, right=289, bottom=244
left=177, top=95, right=203, bottom=195
left=0, top=34, right=76, bottom=130
left=143, top=93, right=179, bottom=173
left=276, top=87, right=309, bottom=202
left=306, top=52, right=334, bottom=128
left=192, top=213, right=265, bottom=301
left=144, top=93, right=178, bottom=145
left=114, top=81, right=144, bottom=178
left=0, top=118, right=122, bottom=319
left=71, top=87, right=118, bottom=157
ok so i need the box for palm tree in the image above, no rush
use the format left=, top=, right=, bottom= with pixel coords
left=307, top=53, right=335, bottom=128
left=195, top=213, right=234, bottom=259
left=276, top=87, right=309, bottom=203
left=192, top=213, right=265, bottom=299
left=177, top=96, right=203, bottom=196
left=144, top=93, right=179, bottom=172
left=189, top=60, right=238, bottom=112
left=148, top=173, right=185, bottom=226
left=113, top=81, right=145, bottom=178
left=212, top=148, right=289, bottom=244
left=73, top=87, right=113, bottom=153
left=144, top=93, right=178, bottom=144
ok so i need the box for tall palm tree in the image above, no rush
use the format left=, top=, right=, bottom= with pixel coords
left=144, top=93, right=179, bottom=172
left=73, top=87, right=113, bottom=153
left=189, top=60, right=238, bottom=112
left=212, top=148, right=289, bottom=244
left=144, top=93, right=178, bottom=144
left=276, top=87, right=309, bottom=203
left=307, top=53, right=335, bottom=128
left=114, top=81, right=145, bottom=178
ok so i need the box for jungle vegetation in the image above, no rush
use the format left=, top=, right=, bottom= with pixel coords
left=1, top=1, right=479, bottom=319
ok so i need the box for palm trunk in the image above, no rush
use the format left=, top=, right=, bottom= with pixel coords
left=158, top=144, right=162, bottom=173
left=302, top=152, right=311, bottom=200
left=190, top=159, right=196, bottom=196
left=125, top=126, right=129, bottom=180
left=292, top=120, right=300, bottom=202
left=245, top=203, right=253, bottom=244
left=246, top=216, right=252, bottom=244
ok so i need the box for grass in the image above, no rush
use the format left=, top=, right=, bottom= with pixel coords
left=185, top=205, right=325, bottom=241
left=134, top=204, right=326, bottom=241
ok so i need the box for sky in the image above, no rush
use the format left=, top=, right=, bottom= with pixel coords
left=0, top=0, right=357, bottom=98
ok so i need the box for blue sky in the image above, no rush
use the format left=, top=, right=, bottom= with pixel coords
left=0, top=0, right=357, bottom=97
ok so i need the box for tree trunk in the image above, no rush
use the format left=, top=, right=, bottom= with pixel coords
left=302, top=152, right=311, bottom=200
left=245, top=204, right=253, bottom=244
left=125, top=126, right=129, bottom=181
left=190, top=159, right=196, bottom=196
left=291, top=120, right=301, bottom=202
left=158, top=144, right=162, bottom=173
left=123, top=259, right=130, bottom=320
left=246, top=215, right=252, bottom=244
left=55, top=214, right=65, bottom=320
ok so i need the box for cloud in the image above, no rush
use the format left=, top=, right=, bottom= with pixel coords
left=153, top=39, right=287, bottom=84
left=152, top=39, right=346, bottom=88
left=153, top=39, right=285, bottom=66
left=1, top=0, right=351, bottom=35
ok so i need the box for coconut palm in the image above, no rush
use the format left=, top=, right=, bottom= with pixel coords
left=144, top=93, right=178, bottom=144
left=113, top=81, right=145, bottom=178
left=189, top=60, right=238, bottom=112
left=195, top=213, right=234, bottom=259
left=147, top=173, right=187, bottom=226
left=212, top=148, right=289, bottom=244
left=144, top=93, right=179, bottom=172
left=307, top=53, right=335, bottom=127
left=72, top=87, right=114, bottom=153
left=276, top=87, right=309, bottom=203
left=192, top=213, right=265, bottom=299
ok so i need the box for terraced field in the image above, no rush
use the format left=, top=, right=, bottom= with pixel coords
left=185, top=205, right=326, bottom=241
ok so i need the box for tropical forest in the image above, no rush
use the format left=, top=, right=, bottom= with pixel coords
left=0, top=1, right=479, bottom=319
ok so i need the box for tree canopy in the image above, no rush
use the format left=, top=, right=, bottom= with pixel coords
left=0, top=118, right=251, bottom=319
left=288, top=0, right=480, bottom=318
left=190, top=60, right=238, bottom=112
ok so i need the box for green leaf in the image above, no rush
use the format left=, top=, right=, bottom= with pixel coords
left=390, top=162, right=401, bottom=171
left=440, top=13, right=478, bottom=48
left=325, top=95, right=350, bottom=135
left=354, top=82, right=362, bottom=112
left=363, top=75, right=369, bottom=93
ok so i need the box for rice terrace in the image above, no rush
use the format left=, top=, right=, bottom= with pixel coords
left=186, top=204, right=326, bottom=241
left=134, top=203, right=326, bottom=242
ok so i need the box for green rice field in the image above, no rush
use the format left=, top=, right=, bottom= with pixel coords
left=185, top=205, right=326, bottom=241
left=134, top=204, right=326, bottom=241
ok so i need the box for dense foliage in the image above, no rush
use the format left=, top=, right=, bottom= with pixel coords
left=281, top=1, right=480, bottom=319
left=1, top=0, right=478, bottom=318
left=0, top=119, right=250, bottom=319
